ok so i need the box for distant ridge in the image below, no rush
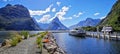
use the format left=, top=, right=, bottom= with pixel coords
left=70, top=18, right=100, bottom=29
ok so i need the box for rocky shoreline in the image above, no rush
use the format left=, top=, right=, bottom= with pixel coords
left=43, top=32, right=66, bottom=54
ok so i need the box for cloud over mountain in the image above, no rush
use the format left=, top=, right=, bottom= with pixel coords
left=36, top=14, right=51, bottom=23
left=29, top=4, right=53, bottom=16
left=94, top=12, right=100, bottom=16
left=73, top=12, right=83, bottom=18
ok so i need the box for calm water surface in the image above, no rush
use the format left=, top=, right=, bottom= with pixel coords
left=53, top=33, right=120, bottom=54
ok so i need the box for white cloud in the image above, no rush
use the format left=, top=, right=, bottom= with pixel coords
left=67, top=17, right=72, bottom=19
left=100, top=16, right=106, bottom=19
left=55, top=6, right=70, bottom=21
left=29, top=4, right=53, bottom=16
left=94, top=13, right=100, bottom=16
left=52, top=8, right=56, bottom=12
left=73, top=12, right=83, bottom=18
left=50, top=6, right=71, bottom=21
left=56, top=2, right=61, bottom=6
left=36, top=14, right=51, bottom=23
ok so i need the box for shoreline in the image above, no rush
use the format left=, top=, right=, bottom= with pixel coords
left=43, top=32, right=66, bottom=54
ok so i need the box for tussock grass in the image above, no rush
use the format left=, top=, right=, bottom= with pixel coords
left=20, top=31, right=29, bottom=39
left=10, top=32, right=22, bottom=46
left=36, top=31, right=48, bottom=52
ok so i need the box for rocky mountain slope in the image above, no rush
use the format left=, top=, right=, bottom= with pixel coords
left=0, top=4, right=40, bottom=30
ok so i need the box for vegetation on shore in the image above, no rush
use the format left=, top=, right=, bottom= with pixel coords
left=36, top=32, right=48, bottom=53
left=10, top=32, right=22, bottom=46
left=82, top=26, right=103, bottom=32
left=84, top=1, right=120, bottom=32
left=82, top=26, right=96, bottom=31
left=99, top=1, right=120, bottom=31
left=1, top=31, right=38, bottom=47
left=20, top=31, right=29, bottom=39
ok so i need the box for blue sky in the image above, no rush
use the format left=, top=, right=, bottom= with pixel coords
left=0, top=0, right=117, bottom=27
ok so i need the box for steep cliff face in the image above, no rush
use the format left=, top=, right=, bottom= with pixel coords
left=0, top=4, right=40, bottom=30
left=99, top=1, right=120, bottom=31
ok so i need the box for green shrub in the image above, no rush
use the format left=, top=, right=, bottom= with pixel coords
left=10, top=32, right=22, bottom=46
left=82, top=26, right=97, bottom=31
left=36, top=36, right=42, bottom=48
left=36, top=32, right=48, bottom=52
left=20, top=31, right=29, bottom=39
left=39, top=32, right=48, bottom=38
left=30, top=34, right=37, bottom=37
left=10, top=37, right=19, bottom=46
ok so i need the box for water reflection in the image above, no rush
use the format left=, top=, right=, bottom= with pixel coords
left=53, top=33, right=120, bottom=54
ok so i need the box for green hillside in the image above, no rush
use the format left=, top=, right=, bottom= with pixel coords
left=99, top=0, right=120, bottom=31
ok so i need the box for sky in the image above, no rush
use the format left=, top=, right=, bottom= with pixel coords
left=0, top=0, right=117, bottom=27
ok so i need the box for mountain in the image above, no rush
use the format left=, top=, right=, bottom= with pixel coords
left=38, top=23, right=49, bottom=30
left=47, top=17, right=68, bottom=30
left=70, top=18, right=101, bottom=29
left=99, top=0, right=120, bottom=31
left=0, top=4, right=40, bottom=30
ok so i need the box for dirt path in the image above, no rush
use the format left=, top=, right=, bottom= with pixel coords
left=0, top=37, right=40, bottom=54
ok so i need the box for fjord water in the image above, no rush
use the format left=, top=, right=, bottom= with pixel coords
left=53, top=33, right=120, bottom=54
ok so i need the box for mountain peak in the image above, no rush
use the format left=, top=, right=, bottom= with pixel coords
left=52, top=17, right=60, bottom=21
left=5, top=4, right=25, bottom=8
left=5, top=4, right=12, bottom=7
left=14, top=4, right=25, bottom=8
left=86, top=18, right=93, bottom=21
left=47, top=17, right=68, bottom=30
left=51, top=17, right=61, bottom=24
left=0, top=4, right=30, bottom=18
